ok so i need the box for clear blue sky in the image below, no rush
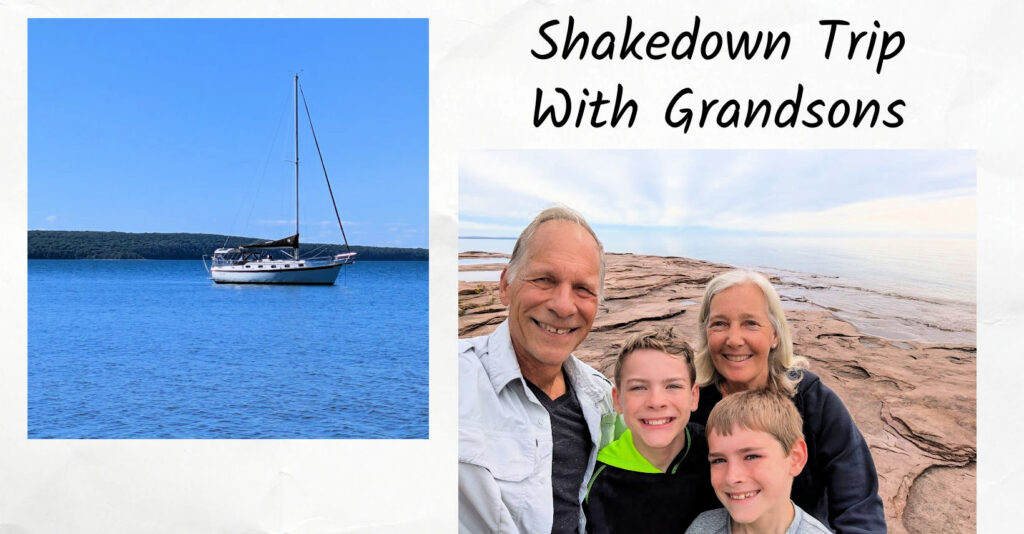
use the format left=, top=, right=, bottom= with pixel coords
left=29, top=18, right=427, bottom=248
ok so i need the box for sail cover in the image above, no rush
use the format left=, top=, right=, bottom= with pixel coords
left=240, top=234, right=299, bottom=249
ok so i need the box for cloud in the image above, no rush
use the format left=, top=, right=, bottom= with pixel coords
left=460, top=150, right=700, bottom=227
left=458, top=220, right=525, bottom=237
left=45, top=215, right=57, bottom=223
left=711, top=188, right=976, bottom=237
left=460, top=150, right=975, bottom=238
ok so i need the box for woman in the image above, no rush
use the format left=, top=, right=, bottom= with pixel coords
left=689, top=270, right=886, bottom=534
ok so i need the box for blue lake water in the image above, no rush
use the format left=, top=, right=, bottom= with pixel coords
left=28, top=260, right=428, bottom=439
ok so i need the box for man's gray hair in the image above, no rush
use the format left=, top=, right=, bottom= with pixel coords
left=505, top=205, right=605, bottom=297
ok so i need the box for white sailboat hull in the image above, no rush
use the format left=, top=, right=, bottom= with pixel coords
left=211, top=259, right=344, bottom=285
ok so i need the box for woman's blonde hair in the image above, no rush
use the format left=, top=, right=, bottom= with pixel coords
left=694, top=269, right=807, bottom=396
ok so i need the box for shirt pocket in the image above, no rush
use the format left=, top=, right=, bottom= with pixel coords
left=599, top=412, right=626, bottom=449
left=459, top=427, right=539, bottom=482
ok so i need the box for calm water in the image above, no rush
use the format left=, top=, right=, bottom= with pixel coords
left=29, top=260, right=428, bottom=439
left=460, top=233, right=976, bottom=344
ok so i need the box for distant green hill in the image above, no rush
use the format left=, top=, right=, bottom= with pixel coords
left=27, top=231, right=428, bottom=261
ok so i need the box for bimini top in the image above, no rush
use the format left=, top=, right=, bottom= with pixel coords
left=240, top=233, right=299, bottom=249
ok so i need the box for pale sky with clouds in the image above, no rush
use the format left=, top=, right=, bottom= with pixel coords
left=459, top=150, right=975, bottom=239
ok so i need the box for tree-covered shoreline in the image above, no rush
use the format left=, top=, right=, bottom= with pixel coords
left=28, top=231, right=428, bottom=261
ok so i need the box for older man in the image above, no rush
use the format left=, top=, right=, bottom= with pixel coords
left=459, top=206, right=617, bottom=534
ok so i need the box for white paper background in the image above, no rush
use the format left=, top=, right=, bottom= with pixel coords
left=2, top=1, right=1017, bottom=532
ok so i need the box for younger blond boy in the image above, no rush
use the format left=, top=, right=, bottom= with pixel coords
left=686, top=389, right=830, bottom=534
left=582, top=328, right=718, bottom=533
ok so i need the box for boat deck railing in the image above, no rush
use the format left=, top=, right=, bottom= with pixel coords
left=203, top=251, right=357, bottom=271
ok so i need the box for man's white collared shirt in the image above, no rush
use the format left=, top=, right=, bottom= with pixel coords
left=458, top=321, right=617, bottom=534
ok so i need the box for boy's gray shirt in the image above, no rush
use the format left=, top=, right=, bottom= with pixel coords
left=685, top=502, right=833, bottom=534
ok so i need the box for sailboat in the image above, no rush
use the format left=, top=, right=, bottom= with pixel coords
left=204, top=75, right=357, bottom=285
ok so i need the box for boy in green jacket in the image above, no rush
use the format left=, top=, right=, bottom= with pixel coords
left=583, top=328, right=719, bottom=533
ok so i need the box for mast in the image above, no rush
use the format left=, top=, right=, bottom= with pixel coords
left=293, top=73, right=300, bottom=260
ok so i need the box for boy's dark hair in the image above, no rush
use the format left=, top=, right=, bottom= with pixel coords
left=706, top=389, right=804, bottom=452
left=614, top=327, right=695, bottom=386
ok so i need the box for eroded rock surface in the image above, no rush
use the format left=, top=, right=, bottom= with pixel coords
left=459, top=252, right=976, bottom=534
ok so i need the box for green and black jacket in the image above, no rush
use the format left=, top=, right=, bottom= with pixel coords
left=583, top=423, right=719, bottom=534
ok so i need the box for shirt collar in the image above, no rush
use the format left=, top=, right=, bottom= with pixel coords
left=480, top=321, right=527, bottom=394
